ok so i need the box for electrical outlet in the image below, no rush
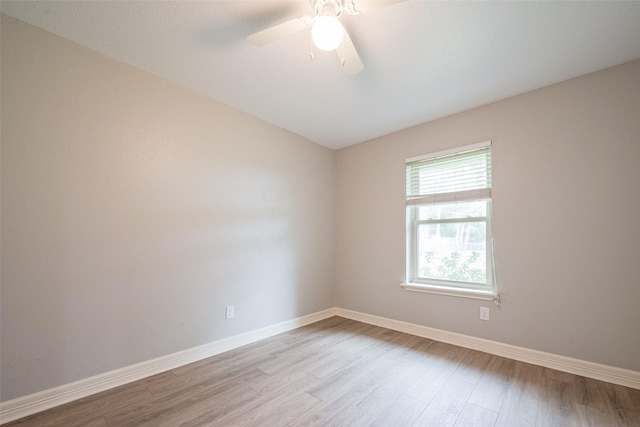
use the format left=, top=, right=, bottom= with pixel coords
left=480, top=307, right=490, bottom=321
left=225, top=305, right=235, bottom=320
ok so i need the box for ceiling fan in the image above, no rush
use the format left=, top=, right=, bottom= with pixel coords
left=247, top=0, right=405, bottom=75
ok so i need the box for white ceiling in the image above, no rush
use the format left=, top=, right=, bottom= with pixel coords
left=2, top=1, right=640, bottom=150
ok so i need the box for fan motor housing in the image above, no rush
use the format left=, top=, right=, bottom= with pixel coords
left=311, top=0, right=361, bottom=17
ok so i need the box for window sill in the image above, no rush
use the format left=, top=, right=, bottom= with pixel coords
left=400, top=282, right=499, bottom=301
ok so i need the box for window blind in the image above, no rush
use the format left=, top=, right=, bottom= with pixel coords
left=406, top=143, right=492, bottom=206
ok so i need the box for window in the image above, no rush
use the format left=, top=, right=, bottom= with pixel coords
left=403, top=141, right=497, bottom=300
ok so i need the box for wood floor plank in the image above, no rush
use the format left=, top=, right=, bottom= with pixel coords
left=404, top=341, right=469, bottom=405
left=572, top=375, right=611, bottom=410
left=243, top=392, right=321, bottom=427
left=255, top=332, right=349, bottom=376
left=571, top=375, right=640, bottom=426
left=412, top=377, right=476, bottom=426
left=254, top=319, right=379, bottom=378
left=387, top=337, right=439, bottom=379
left=536, top=372, right=580, bottom=427
left=370, top=395, right=427, bottom=427
left=291, top=355, right=403, bottom=426
left=603, top=380, right=640, bottom=426
left=494, top=361, right=542, bottom=427
left=168, top=345, right=276, bottom=380
left=306, top=349, right=396, bottom=401
left=149, top=385, right=260, bottom=427
left=468, top=355, right=516, bottom=412
left=5, top=316, right=637, bottom=427
left=380, top=330, right=425, bottom=359
left=322, top=371, right=417, bottom=427
left=454, top=402, right=499, bottom=427
left=102, top=369, right=266, bottom=426
left=452, top=349, right=494, bottom=385
left=305, top=338, right=383, bottom=379
left=249, top=369, right=317, bottom=397
left=149, top=354, right=275, bottom=397
left=5, top=383, right=152, bottom=427
left=263, top=320, right=356, bottom=363
left=210, top=375, right=322, bottom=427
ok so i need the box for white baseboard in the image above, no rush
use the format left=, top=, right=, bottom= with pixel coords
left=335, top=308, right=640, bottom=390
left=3, top=306, right=639, bottom=424
left=0, top=308, right=336, bottom=425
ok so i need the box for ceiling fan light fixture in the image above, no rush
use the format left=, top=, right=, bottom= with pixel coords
left=311, top=16, right=344, bottom=51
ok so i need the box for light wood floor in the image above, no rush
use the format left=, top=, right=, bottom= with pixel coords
left=5, top=316, right=640, bottom=426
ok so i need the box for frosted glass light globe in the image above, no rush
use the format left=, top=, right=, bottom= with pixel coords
left=312, top=16, right=344, bottom=51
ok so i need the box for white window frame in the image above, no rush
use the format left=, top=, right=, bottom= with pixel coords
left=402, top=141, right=498, bottom=301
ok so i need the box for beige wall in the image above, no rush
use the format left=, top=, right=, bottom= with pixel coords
left=0, top=16, right=335, bottom=401
left=335, top=59, right=640, bottom=372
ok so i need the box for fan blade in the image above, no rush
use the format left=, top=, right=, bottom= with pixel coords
left=337, top=29, right=363, bottom=75
left=247, top=16, right=311, bottom=46
left=354, top=0, right=406, bottom=14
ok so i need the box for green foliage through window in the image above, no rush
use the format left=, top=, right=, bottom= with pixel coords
left=421, top=250, right=486, bottom=283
